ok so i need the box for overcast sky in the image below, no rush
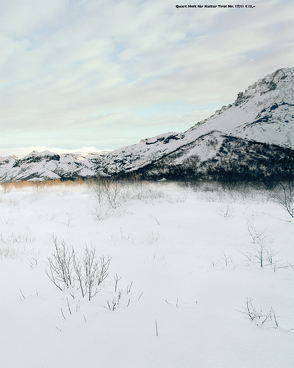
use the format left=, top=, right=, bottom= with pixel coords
left=0, top=0, right=293, bottom=156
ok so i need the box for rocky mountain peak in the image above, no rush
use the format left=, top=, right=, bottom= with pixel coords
left=0, top=68, right=293, bottom=182
left=237, top=67, right=294, bottom=106
left=185, top=67, right=294, bottom=149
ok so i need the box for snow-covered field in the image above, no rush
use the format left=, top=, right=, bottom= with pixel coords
left=0, top=180, right=293, bottom=368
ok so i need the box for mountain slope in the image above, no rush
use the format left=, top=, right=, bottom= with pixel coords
left=188, top=67, right=294, bottom=148
left=131, top=130, right=294, bottom=181
left=95, top=67, right=294, bottom=176
left=0, top=67, right=293, bottom=182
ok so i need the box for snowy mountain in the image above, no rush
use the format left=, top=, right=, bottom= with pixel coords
left=1, top=67, right=294, bottom=182
left=133, top=131, right=294, bottom=182
left=188, top=67, right=294, bottom=148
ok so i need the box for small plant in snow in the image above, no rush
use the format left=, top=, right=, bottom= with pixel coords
left=89, top=200, right=106, bottom=221
left=1, top=216, right=14, bottom=225
left=29, top=257, right=38, bottom=268
left=240, top=221, right=275, bottom=268
left=44, top=211, right=57, bottom=221
left=63, top=212, right=77, bottom=226
left=0, top=245, right=39, bottom=260
left=209, top=253, right=235, bottom=269
left=105, top=290, right=122, bottom=311
left=220, top=253, right=234, bottom=266
left=239, top=297, right=279, bottom=328
left=149, top=214, right=160, bottom=225
left=8, top=198, right=19, bottom=206
left=0, top=232, right=36, bottom=244
left=166, top=193, right=187, bottom=204
left=240, top=221, right=294, bottom=271
left=216, top=203, right=234, bottom=218
left=104, top=276, right=135, bottom=312
left=246, top=221, right=267, bottom=245
left=145, top=231, right=161, bottom=245
left=105, top=282, right=134, bottom=311
left=110, top=228, right=134, bottom=243
left=0, top=246, right=20, bottom=258
left=114, top=274, right=122, bottom=292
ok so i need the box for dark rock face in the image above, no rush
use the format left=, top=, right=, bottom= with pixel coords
left=234, top=92, right=253, bottom=106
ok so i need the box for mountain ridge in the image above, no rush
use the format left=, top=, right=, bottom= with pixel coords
left=1, top=67, right=294, bottom=182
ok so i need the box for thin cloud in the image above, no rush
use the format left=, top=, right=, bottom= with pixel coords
left=0, top=0, right=292, bottom=151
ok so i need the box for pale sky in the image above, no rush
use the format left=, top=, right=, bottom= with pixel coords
left=0, top=0, right=293, bottom=156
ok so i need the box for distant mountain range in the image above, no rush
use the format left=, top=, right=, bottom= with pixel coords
left=1, top=67, right=294, bottom=182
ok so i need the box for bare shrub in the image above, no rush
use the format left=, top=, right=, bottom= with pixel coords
left=88, top=178, right=128, bottom=220
left=92, top=178, right=125, bottom=209
left=103, top=180, right=124, bottom=209
left=46, top=235, right=111, bottom=301
left=46, top=235, right=74, bottom=291
left=241, top=221, right=269, bottom=268
left=273, top=181, right=294, bottom=218
left=82, top=250, right=111, bottom=301
left=240, top=221, right=293, bottom=271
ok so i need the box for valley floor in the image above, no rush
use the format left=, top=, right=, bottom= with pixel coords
left=0, top=180, right=293, bottom=368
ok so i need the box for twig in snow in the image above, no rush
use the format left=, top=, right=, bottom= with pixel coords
left=19, top=289, right=25, bottom=299
left=155, top=320, right=159, bottom=336
left=60, top=308, right=66, bottom=320
left=66, top=298, right=72, bottom=315
left=149, top=214, right=160, bottom=225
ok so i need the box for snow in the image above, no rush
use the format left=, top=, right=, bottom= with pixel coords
left=22, top=150, right=40, bottom=159
left=39, top=150, right=56, bottom=157
left=78, top=168, right=96, bottom=177
left=0, top=181, right=293, bottom=368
